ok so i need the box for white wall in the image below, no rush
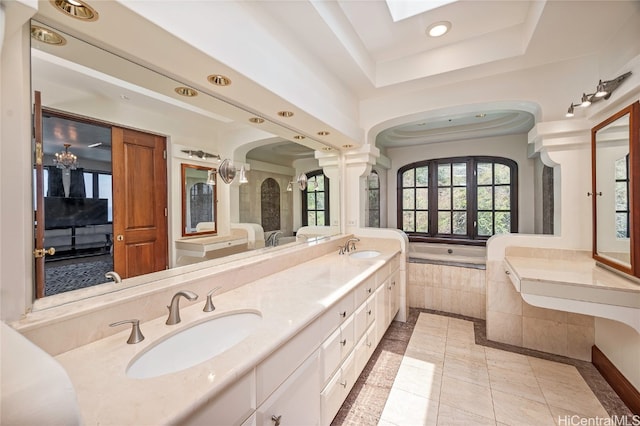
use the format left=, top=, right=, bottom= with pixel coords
left=384, top=133, right=535, bottom=233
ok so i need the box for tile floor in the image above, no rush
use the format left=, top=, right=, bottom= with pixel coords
left=333, top=308, right=635, bottom=426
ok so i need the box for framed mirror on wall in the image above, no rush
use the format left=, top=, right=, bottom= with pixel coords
left=181, top=164, right=217, bottom=237
left=591, top=101, right=640, bottom=278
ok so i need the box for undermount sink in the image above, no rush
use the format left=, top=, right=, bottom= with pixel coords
left=126, top=311, right=261, bottom=379
left=349, top=250, right=381, bottom=259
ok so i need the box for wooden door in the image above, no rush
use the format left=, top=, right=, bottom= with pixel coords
left=112, top=127, right=168, bottom=278
left=33, top=91, right=47, bottom=298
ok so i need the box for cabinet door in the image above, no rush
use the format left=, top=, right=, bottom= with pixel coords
left=256, top=351, right=320, bottom=426
left=354, top=322, right=376, bottom=376
left=375, top=283, right=389, bottom=344
left=389, top=270, right=399, bottom=320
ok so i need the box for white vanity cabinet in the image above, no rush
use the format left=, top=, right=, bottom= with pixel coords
left=256, top=351, right=321, bottom=426
left=320, top=351, right=356, bottom=425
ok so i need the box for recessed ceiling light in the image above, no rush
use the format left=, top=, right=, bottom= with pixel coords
left=30, top=25, right=67, bottom=45
left=317, top=131, right=330, bottom=136
left=174, top=87, right=198, bottom=97
left=293, top=135, right=305, bottom=140
left=207, top=74, right=232, bottom=86
left=321, top=147, right=333, bottom=151
left=475, top=113, right=487, bottom=118
left=50, top=0, right=99, bottom=21
left=249, top=117, right=265, bottom=124
left=278, top=111, right=294, bottom=118
left=426, top=21, right=451, bottom=37
left=120, top=94, right=130, bottom=101
left=342, top=144, right=354, bottom=149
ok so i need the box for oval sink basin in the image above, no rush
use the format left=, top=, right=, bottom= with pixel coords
left=349, top=250, right=381, bottom=259
left=126, top=311, right=261, bottom=379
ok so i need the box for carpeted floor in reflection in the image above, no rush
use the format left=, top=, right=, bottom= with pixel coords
left=45, top=256, right=114, bottom=296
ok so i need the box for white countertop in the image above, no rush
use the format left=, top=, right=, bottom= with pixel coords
left=54, top=247, right=399, bottom=425
left=504, top=253, right=640, bottom=332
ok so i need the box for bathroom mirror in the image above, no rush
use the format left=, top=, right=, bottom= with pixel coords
left=181, top=164, right=217, bottom=237
left=29, top=17, right=340, bottom=304
left=591, top=101, right=640, bottom=278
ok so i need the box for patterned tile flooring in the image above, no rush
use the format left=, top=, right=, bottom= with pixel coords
left=333, top=308, right=635, bottom=426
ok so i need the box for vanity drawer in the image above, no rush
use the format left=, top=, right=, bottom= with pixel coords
left=320, top=314, right=354, bottom=384
left=354, top=322, right=376, bottom=377
left=354, top=275, right=375, bottom=307
left=320, top=351, right=356, bottom=426
left=325, top=291, right=355, bottom=332
left=354, top=297, right=375, bottom=341
left=180, top=370, right=255, bottom=426
left=503, top=260, right=521, bottom=291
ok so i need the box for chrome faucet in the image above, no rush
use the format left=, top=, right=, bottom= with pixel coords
left=166, top=290, right=198, bottom=325
left=340, top=238, right=360, bottom=254
left=109, top=319, right=144, bottom=344
left=266, top=231, right=282, bottom=247
left=105, top=271, right=122, bottom=283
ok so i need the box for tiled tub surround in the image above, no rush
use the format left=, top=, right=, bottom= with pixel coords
left=408, top=261, right=486, bottom=320
left=22, top=237, right=404, bottom=425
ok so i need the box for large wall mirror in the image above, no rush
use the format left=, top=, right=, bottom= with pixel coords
left=591, top=101, right=639, bottom=278
left=181, top=164, right=217, bottom=237
left=30, top=14, right=340, bottom=305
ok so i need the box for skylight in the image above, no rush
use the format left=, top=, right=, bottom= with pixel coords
left=385, top=0, right=457, bottom=22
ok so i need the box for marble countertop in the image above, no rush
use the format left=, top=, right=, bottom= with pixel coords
left=504, top=254, right=640, bottom=295
left=54, top=247, right=399, bottom=425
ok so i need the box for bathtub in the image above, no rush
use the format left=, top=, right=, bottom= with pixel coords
left=408, top=242, right=486, bottom=269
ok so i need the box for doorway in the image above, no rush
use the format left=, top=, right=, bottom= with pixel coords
left=33, top=101, right=168, bottom=297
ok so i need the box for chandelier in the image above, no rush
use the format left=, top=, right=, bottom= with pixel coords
left=53, top=143, right=78, bottom=170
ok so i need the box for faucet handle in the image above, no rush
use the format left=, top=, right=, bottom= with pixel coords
left=204, top=287, right=222, bottom=312
left=110, top=319, right=145, bottom=344
left=338, top=245, right=345, bottom=255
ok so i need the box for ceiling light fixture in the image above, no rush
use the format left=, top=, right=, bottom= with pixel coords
left=238, top=165, right=248, bottom=184
left=30, top=25, right=67, bottom=45
left=565, top=72, right=632, bottom=118
left=293, top=135, right=305, bottom=140
left=278, top=111, right=294, bottom=118
left=54, top=143, right=78, bottom=170
left=50, top=0, right=99, bottom=21
left=175, top=87, right=198, bottom=97
left=342, top=144, right=354, bottom=149
left=426, top=21, right=451, bottom=37
left=249, top=117, right=265, bottom=124
left=317, top=131, right=330, bottom=136
left=207, top=74, right=232, bottom=86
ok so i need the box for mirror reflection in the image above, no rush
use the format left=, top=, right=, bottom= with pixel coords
left=30, top=20, right=340, bottom=303
left=593, top=111, right=631, bottom=268
left=181, top=164, right=217, bottom=237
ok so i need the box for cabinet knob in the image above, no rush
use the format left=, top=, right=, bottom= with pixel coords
left=505, top=270, right=510, bottom=275
left=271, top=414, right=282, bottom=426
left=339, top=380, right=347, bottom=388
left=367, top=309, right=372, bottom=316
left=339, top=311, right=346, bottom=318
left=340, top=338, right=347, bottom=346
left=367, top=288, right=372, bottom=294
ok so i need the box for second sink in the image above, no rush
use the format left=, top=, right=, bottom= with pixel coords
left=126, top=311, right=261, bottom=379
left=349, top=250, right=381, bottom=259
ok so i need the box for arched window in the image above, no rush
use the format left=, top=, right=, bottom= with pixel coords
left=261, top=178, right=281, bottom=232
left=398, top=156, right=518, bottom=243
left=302, top=170, right=330, bottom=226
left=367, top=171, right=380, bottom=227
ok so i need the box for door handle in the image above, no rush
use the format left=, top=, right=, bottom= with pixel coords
left=116, top=235, right=124, bottom=241
left=33, top=247, right=55, bottom=258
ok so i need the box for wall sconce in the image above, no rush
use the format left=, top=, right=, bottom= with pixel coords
left=565, top=72, right=632, bottom=117
left=181, top=149, right=221, bottom=161
left=238, top=165, right=248, bottom=184
left=287, top=173, right=312, bottom=191
left=218, top=159, right=236, bottom=184
left=206, top=169, right=216, bottom=185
